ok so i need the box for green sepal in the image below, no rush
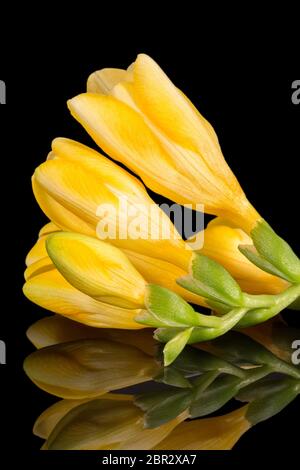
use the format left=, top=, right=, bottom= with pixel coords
left=163, top=327, right=194, bottom=366
left=154, top=366, right=192, bottom=388
left=238, top=244, right=290, bottom=281
left=245, top=379, right=300, bottom=425
left=145, top=285, right=211, bottom=327
left=135, top=389, right=192, bottom=428
left=236, top=376, right=293, bottom=402
left=191, top=371, right=220, bottom=400
left=204, top=331, right=300, bottom=377
left=189, top=375, right=242, bottom=418
left=251, top=220, right=300, bottom=283
left=134, top=309, right=168, bottom=327
left=171, top=346, right=245, bottom=378
left=178, top=253, right=243, bottom=307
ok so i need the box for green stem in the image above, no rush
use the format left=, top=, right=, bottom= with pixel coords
left=237, top=284, right=300, bottom=328
left=243, top=284, right=300, bottom=309
left=238, top=365, right=273, bottom=388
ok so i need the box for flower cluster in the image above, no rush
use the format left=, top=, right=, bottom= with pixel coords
left=23, top=55, right=300, bottom=449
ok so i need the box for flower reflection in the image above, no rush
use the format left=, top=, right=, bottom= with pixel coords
left=24, top=317, right=300, bottom=450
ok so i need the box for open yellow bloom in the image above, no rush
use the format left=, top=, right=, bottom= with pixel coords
left=42, top=396, right=188, bottom=450
left=193, top=218, right=288, bottom=295
left=24, top=339, right=159, bottom=399
left=68, top=54, right=260, bottom=233
left=154, top=405, right=250, bottom=450
left=33, top=137, right=192, bottom=271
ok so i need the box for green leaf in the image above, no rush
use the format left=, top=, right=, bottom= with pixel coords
left=135, top=389, right=192, bottom=428
left=154, top=366, right=192, bottom=388
left=145, top=285, right=206, bottom=327
left=238, top=244, right=290, bottom=281
left=251, top=220, right=300, bottom=283
left=246, top=381, right=300, bottom=425
left=178, top=254, right=243, bottom=307
left=189, top=375, right=242, bottom=418
left=163, top=327, right=194, bottom=366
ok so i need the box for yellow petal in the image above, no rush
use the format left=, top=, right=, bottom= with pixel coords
left=24, top=339, right=158, bottom=399
left=77, top=56, right=261, bottom=232
left=27, top=315, right=155, bottom=355
left=155, top=405, right=251, bottom=450
left=198, top=224, right=288, bottom=294
left=23, top=268, right=143, bottom=329
left=26, top=237, right=50, bottom=267
left=46, top=232, right=147, bottom=309
left=34, top=393, right=133, bottom=439
left=87, top=68, right=129, bottom=94
left=24, top=257, right=53, bottom=281
left=67, top=93, right=201, bottom=205
left=51, top=137, right=147, bottom=200
left=33, top=158, right=116, bottom=234
left=124, top=249, right=207, bottom=307
left=39, top=222, right=60, bottom=237
left=32, top=175, right=96, bottom=236
left=35, top=140, right=192, bottom=271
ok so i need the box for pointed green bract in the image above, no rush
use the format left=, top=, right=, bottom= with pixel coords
left=189, top=375, right=242, bottom=418
left=245, top=379, right=300, bottom=425
left=238, top=244, right=290, bottom=281
left=135, top=389, right=192, bottom=428
left=163, top=327, right=194, bottom=366
left=251, top=220, right=300, bottom=283
left=154, top=367, right=192, bottom=388
left=145, top=285, right=207, bottom=327
left=178, top=253, right=243, bottom=306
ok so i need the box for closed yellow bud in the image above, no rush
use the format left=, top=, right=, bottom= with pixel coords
left=69, top=54, right=260, bottom=233
left=33, top=137, right=192, bottom=271
left=46, top=232, right=147, bottom=309
left=194, top=219, right=288, bottom=295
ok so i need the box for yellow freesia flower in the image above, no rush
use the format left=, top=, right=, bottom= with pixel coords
left=32, top=137, right=192, bottom=271
left=42, top=396, right=188, bottom=450
left=23, top=260, right=143, bottom=329
left=68, top=54, right=260, bottom=233
left=24, top=339, right=159, bottom=399
left=46, top=231, right=147, bottom=309
left=27, top=315, right=156, bottom=355
left=193, top=218, right=288, bottom=295
left=25, top=223, right=207, bottom=308
left=155, top=405, right=250, bottom=450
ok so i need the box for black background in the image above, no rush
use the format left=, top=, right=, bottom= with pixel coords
left=1, top=17, right=299, bottom=467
